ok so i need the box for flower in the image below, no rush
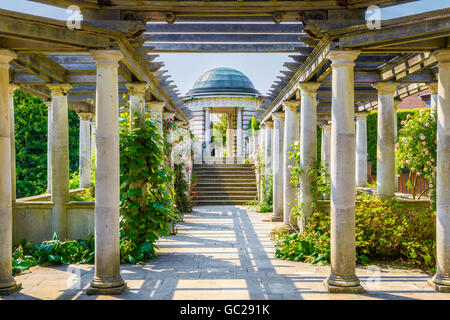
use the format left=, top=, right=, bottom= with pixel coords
left=427, top=161, right=432, bottom=166
left=406, top=114, right=411, bottom=119
left=401, top=120, right=406, bottom=125
left=416, top=172, right=420, bottom=176
left=405, top=159, right=410, bottom=164
left=429, top=184, right=434, bottom=188
left=431, top=158, right=435, bottom=162
left=420, top=135, right=425, bottom=140
left=425, top=122, right=430, bottom=127
left=411, top=167, right=415, bottom=171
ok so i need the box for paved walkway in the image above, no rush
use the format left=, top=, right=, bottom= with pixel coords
left=2, top=205, right=449, bottom=300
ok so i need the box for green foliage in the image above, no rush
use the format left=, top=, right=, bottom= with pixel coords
left=119, top=111, right=177, bottom=264
left=272, top=194, right=436, bottom=272
left=249, top=116, right=260, bottom=132
left=212, top=114, right=228, bottom=145
left=174, top=164, right=191, bottom=213
left=14, top=90, right=80, bottom=198
left=396, top=109, right=437, bottom=204
left=12, top=234, right=94, bottom=275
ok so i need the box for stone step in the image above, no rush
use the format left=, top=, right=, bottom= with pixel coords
left=196, top=190, right=257, bottom=195
left=193, top=168, right=255, bottom=173
left=193, top=199, right=254, bottom=205
left=195, top=173, right=255, bottom=177
left=196, top=195, right=256, bottom=201
left=196, top=186, right=257, bottom=192
left=193, top=164, right=253, bottom=169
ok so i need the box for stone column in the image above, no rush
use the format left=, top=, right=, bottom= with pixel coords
left=258, top=124, right=266, bottom=201
left=271, top=112, right=284, bottom=221
left=320, top=122, right=331, bottom=176
left=264, top=121, right=273, bottom=176
left=429, top=50, right=450, bottom=293
left=394, top=99, right=400, bottom=192
left=324, top=50, right=363, bottom=293
left=298, top=83, right=320, bottom=232
left=226, top=113, right=234, bottom=157
left=47, top=83, right=72, bottom=240
left=0, top=49, right=21, bottom=296
left=355, top=112, right=368, bottom=187
left=204, top=107, right=212, bottom=158
left=429, top=82, right=438, bottom=116
left=373, top=82, right=399, bottom=200
left=148, top=101, right=165, bottom=133
left=282, top=100, right=300, bottom=229
left=87, top=50, right=126, bottom=295
left=78, top=113, right=92, bottom=189
left=90, top=115, right=96, bottom=161
left=44, top=100, right=52, bottom=194
left=9, top=84, right=19, bottom=202
left=126, top=82, right=147, bottom=126
left=236, top=107, right=244, bottom=157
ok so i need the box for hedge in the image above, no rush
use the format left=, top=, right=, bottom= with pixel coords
left=14, top=90, right=80, bottom=198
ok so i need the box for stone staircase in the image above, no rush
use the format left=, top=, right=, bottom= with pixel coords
left=192, top=163, right=257, bottom=206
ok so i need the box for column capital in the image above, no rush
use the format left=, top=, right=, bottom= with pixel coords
left=163, top=112, right=175, bottom=120
left=372, top=82, right=399, bottom=95
left=77, top=112, right=93, bottom=121
left=0, top=49, right=17, bottom=67
left=147, top=101, right=165, bottom=113
left=432, top=49, right=450, bottom=64
left=9, top=84, right=20, bottom=95
left=282, top=100, right=300, bottom=111
left=90, top=50, right=122, bottom=66
left=355, top=112, right=369, bottom=120
left=327, top=50, right=360, bottom=66
left=428, top=82, right=438, bottom=94
left=299, top=82, right=320, bottom=93
left=265, top=120, right=274, bottom=128
left=126, top=82, right=147, bottom=96
left=47, top=83, right=72, bottom=96
left=271, top=112, right=285, bottom=121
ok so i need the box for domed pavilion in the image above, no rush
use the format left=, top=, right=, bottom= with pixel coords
left=183, top=67, right=261, bottom=160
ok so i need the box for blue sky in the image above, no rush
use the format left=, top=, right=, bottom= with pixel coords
left=1, top=0, right=448, bottom=95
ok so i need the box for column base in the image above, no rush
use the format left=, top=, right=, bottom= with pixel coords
left=428, top=275, right=450, bottom=293
left=270, top=214, right=283, bottom=222
left=324, top=276, right=364, bottom=294
left=86, top=282, right=127, bottom=295
left=0, top=283, right=22, bottom=296
left=86, top=276, right=127, bottom=295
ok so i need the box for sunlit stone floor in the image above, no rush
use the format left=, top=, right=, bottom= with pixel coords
left=2, top=205, right=449, bottom=300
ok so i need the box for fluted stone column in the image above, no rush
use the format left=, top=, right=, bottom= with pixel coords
left=271, top=113, right=284, bottom=221
left=78, top=112, right=92, bottom=189
left=9, top=84, right=18, bottom=202
left=47, top=83, right=72, bottom=240
left=204, top=107, right=212, bottom=158
left=283, top=100, right=300, bottom=229
left=0, top=49, right=21, bottom=296
left=320, top=122, right=331, bottom=176
left=373, top=82, right=399, bottom=200
left=87, top=50, right=126, bottom=295
left=126, top=82, right=147, bottom=126
left=237, top=107, right=244, bottom=157
left=298, top=83, right=320, bottom=232
left=429, top=50, right=450, bottom=293
left=148, top=101, right=165, bottom=133
left=355, top=113, right=368, bottom=187
left=394, top=99, right=400, bottom=192
left=258, top=124, right=266, bottom=201
left=324, top=50, right=363, bottom=293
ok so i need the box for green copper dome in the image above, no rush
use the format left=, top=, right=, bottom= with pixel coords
left=187, top=67, right=260, bottom=97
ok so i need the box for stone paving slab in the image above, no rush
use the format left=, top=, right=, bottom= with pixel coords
left=1, top=205, right=449, bottom=300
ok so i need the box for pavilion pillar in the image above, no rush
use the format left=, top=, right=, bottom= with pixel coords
left=44, top=101, right=52, bottom=194
left=0, top=49, right=21, bottom=296
left=373, top=82, right=399, bottom=200
left=258, top=124, right=266, bottom=201
left=78, top=112, right=92, bottom=189
left=394, top=99, right=400, bottom=192
left=47, top=83, right=72, bottom=240
left=204, top=107, right=212, bottom=158
left=324, top=50, right=363, bottom=293
left=429, top=82, right=438, bottom=116
left=283, top=100, right=300, bottom=229
left=87, top=50, right=126, bottom=295
left=429, top=50, right=450, bottom=293
left=9, top=84, right=19, bottom=202
left=299, top=83, right=320, bottom=232
left=264, top=121, right=273, bottom=176
left=355, top=112, right=368, bottom=187
left=90, top=115, right=96, bottom=160
left=148, top=101, right=165, bottom=133
left=227, top=112, right=235, bottom=157
left=320, top=122, right=331, bottom=176
left=126, top=82, right=147, bottom=126
left=236, top=107, right=244, bottom=157
left=271, top=113, right=284, bottom=221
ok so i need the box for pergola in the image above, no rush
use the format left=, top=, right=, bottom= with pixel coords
left=0, top=0, right=449, bottom=295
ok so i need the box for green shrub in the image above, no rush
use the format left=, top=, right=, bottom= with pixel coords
left=272, top=194, right=436, bottom=272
